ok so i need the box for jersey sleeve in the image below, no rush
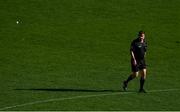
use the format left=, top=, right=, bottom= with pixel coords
left=144, top=42, right=147, bottom=52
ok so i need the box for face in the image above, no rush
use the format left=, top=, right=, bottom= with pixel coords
left=139, top=33, right=145, bottom=40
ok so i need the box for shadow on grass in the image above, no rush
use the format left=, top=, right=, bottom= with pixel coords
left=14, top=88, right=135, bottom=93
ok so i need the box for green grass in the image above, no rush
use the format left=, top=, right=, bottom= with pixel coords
left=0, top=0, right=180, bottom=110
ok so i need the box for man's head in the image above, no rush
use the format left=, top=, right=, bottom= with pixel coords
left=138, top=31, right=145, bottom=40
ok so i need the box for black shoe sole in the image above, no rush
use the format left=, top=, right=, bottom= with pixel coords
left=139, top=89, right=147, bottom=93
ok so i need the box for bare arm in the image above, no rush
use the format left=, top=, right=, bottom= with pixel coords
left=131, top=51, right=137, bottom=65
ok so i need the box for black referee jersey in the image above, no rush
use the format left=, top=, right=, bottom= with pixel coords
left=130, top=38, right=147, bottom=60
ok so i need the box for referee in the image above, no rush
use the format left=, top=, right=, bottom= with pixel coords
left=123, top=31, right=147, bottom=93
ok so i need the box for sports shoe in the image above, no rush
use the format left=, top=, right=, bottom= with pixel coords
left=139, top=89, right=147, bottom=93
left=123, top=81, right=127, bottom=91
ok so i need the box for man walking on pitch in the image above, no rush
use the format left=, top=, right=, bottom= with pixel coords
left=123, top=31, right=147, bottom=93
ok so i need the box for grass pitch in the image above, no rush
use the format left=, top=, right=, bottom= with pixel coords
left=0, top=0, right=180, bottom=110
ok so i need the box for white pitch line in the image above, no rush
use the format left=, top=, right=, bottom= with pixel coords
left=0, top=88, right=179, bottom=110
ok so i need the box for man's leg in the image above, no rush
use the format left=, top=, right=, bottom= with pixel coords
left=139, top=69, right=147, bottom=93
left=123, top=72, right=138, bottom=91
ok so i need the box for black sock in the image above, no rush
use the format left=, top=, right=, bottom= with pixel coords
left=126, top=75, right=135, bottom=83
left=140, top=77, right=145, bottom=90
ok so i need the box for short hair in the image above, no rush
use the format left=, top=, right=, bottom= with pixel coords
left=138, top=31, right=145, bottom=36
